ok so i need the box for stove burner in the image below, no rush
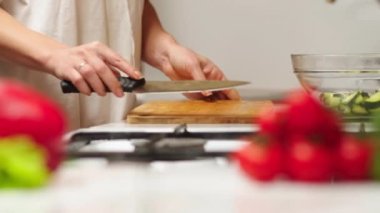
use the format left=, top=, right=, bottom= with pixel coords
left=66, top=124, right=253, bottom=161
left=134, top=138, right=206, bottom=160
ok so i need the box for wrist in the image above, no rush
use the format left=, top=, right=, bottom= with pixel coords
left=142, top=33, right=177, bottom=69
left=37, top=43, right=67, bottom=73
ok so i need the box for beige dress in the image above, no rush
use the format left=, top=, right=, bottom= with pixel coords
left=0, top=0, right=145, bottom=129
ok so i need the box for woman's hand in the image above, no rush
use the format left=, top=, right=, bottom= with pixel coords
left=157, top=42, right=240, bottom=100
left=0, top=9, right=142, bottom=97
left=44, top=41, right=143, bottom=97
left=142, top=2, right=240, bottom=100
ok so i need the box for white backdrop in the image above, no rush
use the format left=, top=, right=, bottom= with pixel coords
left=144, top=0, right=380, bottom=91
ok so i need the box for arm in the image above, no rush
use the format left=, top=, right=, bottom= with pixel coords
left=0, top=9, right=63, bottom=71
left=141, top=1, right=176, bottom=71
left=141, top=1, right=240, bottom=100
left=0, top=8, right=142, bottom=97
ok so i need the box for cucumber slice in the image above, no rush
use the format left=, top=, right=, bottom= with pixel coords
left=342, top=92, right=360, bottom=106
left=363, top=91, right=380, bottom=110
left=320, top=91, right=375, bottom=116
left=320, top=92, right=342, bottom=108
left=354, top=92, right=369, bottom=104
left=352, top=104, right=368, bottom=115
left=339, top=104, right=351, bottom=115
left=351, top=92, right=369, bottom=115
left=367, top=91, right=380, bottom=102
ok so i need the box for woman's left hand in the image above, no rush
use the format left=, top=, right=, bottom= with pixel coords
left=158, top=43, right=240, bottom=100
left=142, top=2, right=240, bottom=100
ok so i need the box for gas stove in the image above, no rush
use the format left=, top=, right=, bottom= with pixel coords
left=65, top=123, right=257, bottom=161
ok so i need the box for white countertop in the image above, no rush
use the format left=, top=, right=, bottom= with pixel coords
left=1, top=158, right=380, bottom=213
left=2, top=122, right=380, bottom=213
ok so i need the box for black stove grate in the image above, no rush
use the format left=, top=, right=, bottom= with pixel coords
left=66, top=124, right=253, bottom=162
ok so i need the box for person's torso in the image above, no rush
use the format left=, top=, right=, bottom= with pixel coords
left=0, top=0, right=145, bottom=129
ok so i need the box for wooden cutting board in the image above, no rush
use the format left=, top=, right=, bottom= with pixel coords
left=126, top=100, right=274, bottom=124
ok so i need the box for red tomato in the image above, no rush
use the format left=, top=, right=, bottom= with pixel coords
left=234, top=136, right=283, bottom=181
left=285, top=90, right=342, bottom=146
left=336, top=135, right=373, bottom=180
left=0, top=80, right=67, bottom=171
left=285, top=90, right=326, bottom=134
left=286, top=137, right=334, bottom=182
left=258, top=107, right=288, bottom=142
left=320, top=110, right=343, bottom=145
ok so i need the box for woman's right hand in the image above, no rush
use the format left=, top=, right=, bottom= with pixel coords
left=44, top=41, right=143, bottom=97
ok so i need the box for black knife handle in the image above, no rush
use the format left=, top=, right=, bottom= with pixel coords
left=61, top=77, right=146, bottom=93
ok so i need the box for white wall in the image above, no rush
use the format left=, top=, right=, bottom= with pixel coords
left=145, top=0, right=380, bottom=90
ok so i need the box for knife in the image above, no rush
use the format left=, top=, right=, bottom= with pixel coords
left=61, top=77, right=249, bottom=94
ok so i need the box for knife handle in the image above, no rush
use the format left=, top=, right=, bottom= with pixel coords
left=61, top=77, right=146, bottom=93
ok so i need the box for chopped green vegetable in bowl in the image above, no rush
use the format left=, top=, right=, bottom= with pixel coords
left=320, top=91, right=380, bottom=120
left=291, top=54, right=380, bottom=121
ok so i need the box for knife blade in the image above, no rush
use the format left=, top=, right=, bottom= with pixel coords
left=61, top=77, right=249, bottom=94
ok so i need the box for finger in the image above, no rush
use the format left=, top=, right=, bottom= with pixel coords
left=76, top=62, right=107, bottom=96
left=162, top=62, right=207, bottom=100
left=183, top=92, right=204, bottom=100
left=219, top=73, right=241, bottom=100
left=198, top=56, right=225, bottom=79
left=202, top=65, right=233, bottom=100
left=210, top=65, right=226, bottom=80
left=213, top=91, right=228, bottom=100
left=222, top=89, right=241, bottom=100
left=189, top=61, right=212, bottom=97
left=202, top=64, right=213, bottom=78
left=68, top=69, right=92, bottom=96
left=202, top=63, right=227, bottom=100
left=112, top=70, right=121, bottom=78
left=196, top=54, right=210, bottom=68
left=92, top=42, right=143, bottom=79
left=86, top=54, right=124, bottom=97
left=190, top=61, right=207, bottom=81
left=205, top=68, right=225, bottom=81
left=201, top=60, right=215, bottom=75
left=216, top=69, right=226, bottom=80
left=161, top=61, right=181, bottom=80
left=204, top=94, right=218, bottom=102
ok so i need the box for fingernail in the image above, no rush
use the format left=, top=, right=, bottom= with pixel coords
left=117, top=89, right=124, bottom=97
left=203, top=91, right=212, bottom=96
left=134, top=71, right=143, bottom=79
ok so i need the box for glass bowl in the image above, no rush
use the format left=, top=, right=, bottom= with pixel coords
left=291, top=54, right=380, bottom=121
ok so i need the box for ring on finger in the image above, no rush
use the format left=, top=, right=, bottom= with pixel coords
left=76, top=61, right=88, bottom=72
